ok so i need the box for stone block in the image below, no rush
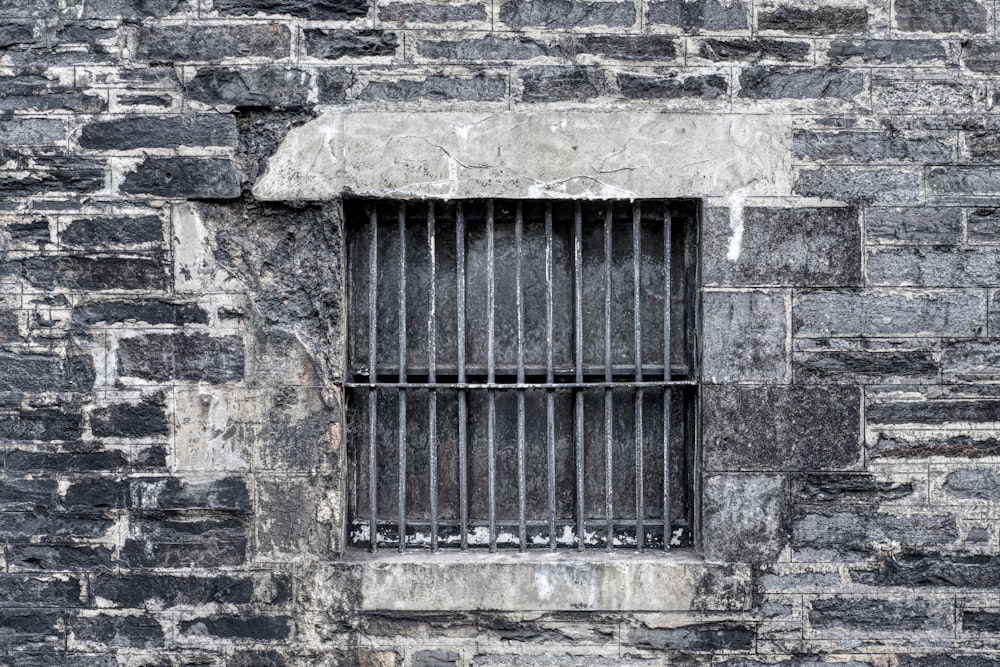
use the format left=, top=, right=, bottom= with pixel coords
left=963, top=42, right=1000, bottom=73
left=0, top=478, right=58, bottom=511
left=964, top=610, right=1000, bottom=633
left=851, top=554, right=1000, bottom=587
left=119, top=156, right=241, bottom=199
left=73, top=299, right=207, bottom=326
left=702, top=385, right=862, bottom=471
left=791, top=507, right=959, bottom=560
left=0, top=72, right=106, bottom=112
left=697, top=37, right=810, bottom=62
left=703, top=206, right=861, bottom=286
left=874, top=78, right=981, bottom=114
left=211, top=0, right=368, bottom=18
left=929, top=167, right=1000, bottom=195
left=7, top=544, right=114, bottom=570
left=0, top=408, right=82, bottom=442
left=573, top=34, right=679, bottom=60
left=378, top=2, right=489, bottom=25
left=794, top=338, right=940, bottom=384
left=867, top=385, right=1000, bottom=426
left=90, top=396, right=169, bottom=438
left=5, top=448, right=127, bottom=474
left=6, top=255, right=167, bottom=291
left=868, top=247, right=1000, bottom=287
left=617, top=72, right=727, bottom=99
left=791, top=472, right=916, bottom=504
left=965, top=132, right=1000, bottom=161
left=942, top=340, right=1000, bottom=381
left=794, top=167, right=921, bottom=202
left=79, top=116, right=237, bottom=150
left=870, top=430, right=1000, bottom=459
left=0, top=164, right=105, bottom=197
left=499, top=0, right=635, bottom=28
left=628, top=622, right=755, bottom=650
left=895, top=0, right=989, bottom=32
left=177, top=615, right=292, bottom=640
left=793, top=289, right=986, bottom=336
left=136, top=24, right=291, bottom=61
left=0, top=352, right=94, bottom=394
left=702, top=474, right=787, bottom=561
left=827, top=39, right=951, bottom=65
left=793, top=130, right=952, bottom=162
left=518, top=66, right=605, bottom=101
left=122, top=516, right=247, bottom=568
left=304, top=29, right=398, bottom=59
left=0, top=576, right=83, bottom=607
left=648, top=0, right=747, bottom=29
left=256, top=476, right=336, bottom=556
left=701, top=290, right=787, bottom=383
left=739, top=66, right=864, bottom=99
left=185, top=66, right=353, bottom=109
left=359, top=70, right=507, bottom=101
left=92, top=573, right=254, bottom=608
left=61, top=215, right=163, bottom=246
left=808, top=596, right=954, bottom=635
left=758, top=5, right=868, bottom=33
left=128, top=476, right=252, bottom=512
left=0, top=118, right=65, bottom=145
left=117, top=332, right=245, bottom=383
left=68, top=614, right=165, bottom=648
left=416, top=35, right=550, bottom=61
left=866, top=206, right=963, bottom=245
left=61, top=478, right=127, bottom=510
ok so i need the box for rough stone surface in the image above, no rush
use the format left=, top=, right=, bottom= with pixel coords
left=702, top=290, right=787, bottom=382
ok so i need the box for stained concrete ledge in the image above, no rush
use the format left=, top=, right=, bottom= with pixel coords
left=253, top=111, right=792, bottom=201
left=325, top=552, right=751, bottom=612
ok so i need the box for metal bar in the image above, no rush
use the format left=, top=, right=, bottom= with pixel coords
left=516, top=202, right=527, bottom=552
left=545, top=202, right=557, bottom=551
left=457, top=203, right=469, bottom=552
left=354, top=363, right=680, bottom=378
left=663, top=206, right=673, bottom=551
left=573, top=201, right=585, bottom=551
left=634, top=203, right=644, bottom=551
left=487, top=200, right=497, bottom=553
left=397, top=202, right=408, bottom=553
left=603, top=202, right=614, bottom=551
left=347, top=380, right=696, bottom=390
left=368, top=206, right=379, bottom=553
left=427, top=203, right=439, bottom=552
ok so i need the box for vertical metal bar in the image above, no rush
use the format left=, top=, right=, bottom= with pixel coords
left=427, top=203, right=439, bottom=552
left=663, top=206, right=673, bottom=551
left=573, top=202, right=585, bottom=551
left=545, top=202, right=557, bottom=551
left=487, top=200, right=497, bottom=553
left=368, top=207, right=379, bottom=553
left=603, top=202, right=614, bottom=552
left=633, top=203, right=645, bottom=551
left=457, top=203, right=469, bottom=552
left=516, top=202, right=527, bottom=552
left=397, top=203, right=408, bottom=553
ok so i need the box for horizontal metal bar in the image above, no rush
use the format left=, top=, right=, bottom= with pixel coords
left=346, top=380, right=696, bottom=390
left=350, top=364, right=691, bottom=378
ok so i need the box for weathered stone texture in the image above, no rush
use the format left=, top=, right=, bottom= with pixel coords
left=702, top=291, right=787, bottom=382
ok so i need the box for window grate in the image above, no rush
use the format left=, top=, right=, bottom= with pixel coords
left=345, top=199, right=698, bottom=552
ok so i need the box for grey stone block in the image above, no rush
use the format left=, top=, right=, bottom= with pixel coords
left=702, top=290, right=787, bottom=383
left=795, top=167, right=921, bottom=202
left=871, top=431, right=1000, bottom=459
left=703, top=206, right=861, bottom=286
left=628, top=621, right=755, bottom=650
left=895, top=0, right=989, bottom=32
left=867, top=385, right=1000, bottom=425
left=868, top=247, right=1000, bottom=287
left=828, top=39, right=950, bottom=64
left=702, top=474, right=787, bottom=561
left=499, top=0, right=635, bottom=28
left=942, top=339, right=1000, bottom=381
left=792, top=507, right=959, bottom=560
left=518, top=66, right=605, bottom=101
left=964, top=132, right=1000, bottom=161
left=212, top=0, right=368, bottom=18
left=808, top=596, right=954, bottom=634
left=186, top=66, right=352, bottom=109
left=574, top=34, right=679, bottom=60
left=962, top=42, right=1000, bottom=73
left=851, top=554, right=1000, bottom=587
left=79, top=115, right=237, bottom=150
left=794, top=338, right=940, bottom=384
left=62, top=215, right=163, bottom=246
left=117, top=332, right=245, bottom=383
left=119, top=156, right=241, bottom=198
left=793, top=130, right=952, bottom=163
left=416, top=35, right=548, bottom=61
left=794, top=289, right=986, bottom=336
left=137, top=24, right=291, bottom=62
left=698, top=37, right=810, bottom=62
left=618, top=71, right=726, bottom=99
left=304, top=29, right=398, bottom=60
left=0, top=118, right=65, bottom=145
left=991, top=289, right=1000, bottom=335
left=866, top=206, right=963, bottom=245
left=791, top=472, right=916, bottom=504
left=379, top=2, right=488, bottom=23
left=874, top=78, right=980, bottom=114
left=703, top=385, right=862, bottom=471
left=758, top=5, right=867, bottom=34
left=648, top=0, right=747, bottom=29
left=739, top=67, right=864, bottom=99
left=360, top=71, right=507, bottom=101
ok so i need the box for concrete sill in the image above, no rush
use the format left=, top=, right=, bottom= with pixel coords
left=331, top=552, right=751, bottom=613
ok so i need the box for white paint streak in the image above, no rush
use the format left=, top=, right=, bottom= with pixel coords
left=726, top=187, right=748, bottom=263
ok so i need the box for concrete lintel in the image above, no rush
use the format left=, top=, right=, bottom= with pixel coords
left=253, top=111, right=792, bottom=201
left=331, top=553, right=750, bottom=612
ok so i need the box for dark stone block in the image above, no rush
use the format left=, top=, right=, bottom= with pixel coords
left=413, top=650, right=460, bottom=667
left=7, top=256, right=167, bottom=291
left=0, top=576, right=83, bottom=606
left=62, top=477, right=127, bottom=510
left=868, top=393, right=1000, bottom=425
left=0, top=610, right=62, bottom=637
left=628, top=622, right=754, bottom=651
left=91, top=395, right=169, bottom=438
left=7, top=219, right=49, bottom=245
left=118, top=93, right=172, bottom=108
left=898, top=657, right=999, bottom=667
left=0, top=478, right=58, bottom=511
left=62, top=215, right=163, bottom=246
left=519, top=66, right=604, bottom=101
left=791, top=473, right=915, bottom=503
left=79, top=116, right=237, bottom=150
left=929, top=167, right=1000, bottom=195
left=868, top=248, right=1000, bottom=287
left=964, top=42, right=1000, bottom=73
left=186, top=66, right=352, bottom=109
left=575, top=34, right=677, bottom=60
left=964, top=610, right=1000, bottom=632
left=942, top=468, right=1000, bottom=500
left=829, top=39, right=949, bottom=64
left=0, top=117, right=65, bottom=144
left=872, top=432, right=1000, bottom=459
left=895, top=0, right=988, bottom=32
left=795, top=290, right=985, bottom=337
left=212, top=0, right=368, bottom=18
left=304, top=29, right=397, bottom=59
left=792, top=507, right=958, bottom=559
left=648, top=0, right=747, bottom=29
left=0, top=23, right=34, bottom=48
left=0, top=166, right=104, bottom=197
left=809, top=597, right=950, bottom=632
left=698, top=37, right=810, bottom=62
left=867, top=206, right=963, bottom=244
left=68, top=614, right=164, bottom=648
left=177, top=615, right=292, bottom=640
left=703, top=206, right=861, bottom=286
left=380, top=2, right=487, bottom=22
left=795, top=167, right=921, bottom=202
left=137, top=24, right=291, bottom=62
left=0, top=513, right=113, bottom=540
left=702, top=385, right=861, bottom=472
left=117, top=332, right=245, bottom=383
left=0, top=352, right=93, bottom=393
left=417, top=35, right=549, bottom=60
left=618, top=72, right=727, bottom=99
left=499, top=0, right=635, bottom=27
left=56, top=24, right=115, bottom=45
left=360, top=71, right=507, bottom=101
left=794, top=344, right=940, bottom=384
left=7, top=544, right=114, bottom=570
left=701, top=291, right=786, bottom=383
left=739, top=66, right=864, bottom=99
left=122, top=516, right=247, bottom=567
left=758, top=5, right=867, bottom=34
left=0, top=409, right=82, bottom=442
left=793, top=130, right=951, bottom=163
left=0, top=73, right=106, bottom=112
left=129, top=476, right=251, bottom=512
left=969, top=208, right=1000, bottom=243
left=852, top=555, right=1000, bottom=587
left=92, top=573, right=253, bottom=607
left=5, top=448, right=129, bottom=473
left=703, top=474, right=787, bottom=561
left=73, top=299, right=207, bottom=326
left=119, top=156, right=240, bottom=199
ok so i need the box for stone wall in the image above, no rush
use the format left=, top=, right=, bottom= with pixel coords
left=1, top=0, right=999, bottom=664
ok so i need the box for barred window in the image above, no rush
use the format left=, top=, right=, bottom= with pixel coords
left=345, top=199, right=698, bottom=552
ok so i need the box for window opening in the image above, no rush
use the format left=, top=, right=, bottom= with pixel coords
left=345, top=199, right=698, bottom=552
